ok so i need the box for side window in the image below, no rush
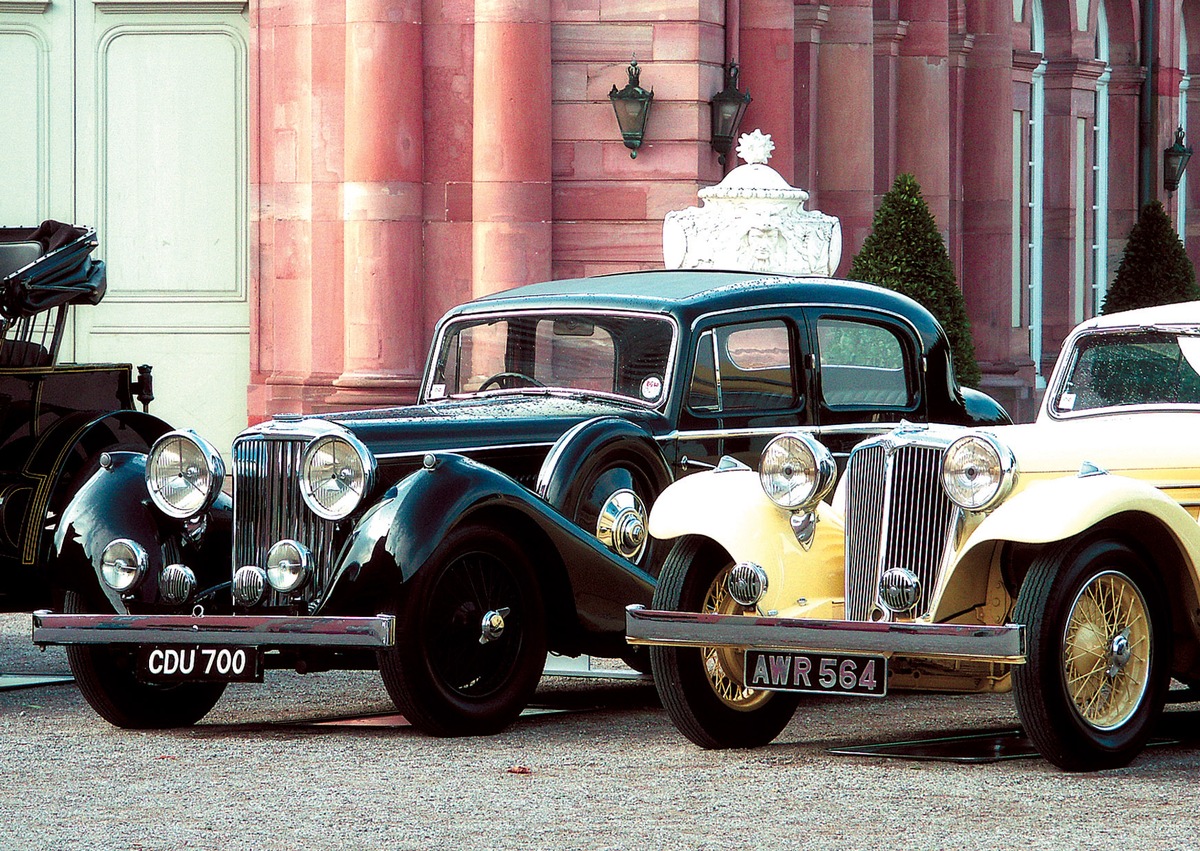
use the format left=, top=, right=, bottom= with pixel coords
left=687, top=320, right=796, bottom=413
left=817, top=318, right=912, bottom=408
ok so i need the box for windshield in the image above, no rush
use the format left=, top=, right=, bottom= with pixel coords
left=1051, top=329, right=1200, bottom=414
left=427, top=312, right=676, bottom=406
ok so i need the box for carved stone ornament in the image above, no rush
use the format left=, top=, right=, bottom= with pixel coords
left=663, top=129, right=842, bottom=277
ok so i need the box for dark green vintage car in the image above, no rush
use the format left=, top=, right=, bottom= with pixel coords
left=33, top=269, right=1009, bottom=736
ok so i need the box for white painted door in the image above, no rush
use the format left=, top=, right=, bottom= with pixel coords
left=0, top=0, right=249, bottom=456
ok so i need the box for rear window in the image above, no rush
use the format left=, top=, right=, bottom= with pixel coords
left=816, top=318, right=911, bottom=408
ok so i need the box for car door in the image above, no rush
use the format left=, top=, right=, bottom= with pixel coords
left=805, top=308, right=925, bottom=467
left=674, top=310, right=813, bottom=471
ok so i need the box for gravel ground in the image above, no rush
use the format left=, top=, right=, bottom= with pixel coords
left=3, top=612, right=1200, bottom=850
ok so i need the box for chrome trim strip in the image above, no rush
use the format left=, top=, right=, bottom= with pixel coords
left=624, top=605, right=1026, bottom=663
left=32, top=611, right=396, bottom=648
left=373, top=423, right=900, bottom=461
left=668, top=423, right=896, bottom=441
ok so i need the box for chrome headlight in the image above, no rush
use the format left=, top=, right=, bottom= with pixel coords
left=145, top=431, right=225, bottom=519
left=941, top=433, right=1016, bottom=511
left=758, top=432, right=837, bottom=509
left=266, top=540, right=311, bottom=593
left=299, top=432, right=375, bottom=520
left=101, top=539, right=149, bottom=591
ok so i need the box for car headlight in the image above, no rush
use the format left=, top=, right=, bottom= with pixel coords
left=101, top=539, right=148, bottom=591
left=941, top=433, right=1016, bottom=511
left=145, top=431, right=225, bottom=519
left=758, top=432, right=837, bottom=509
left=266, top=539, right=311, bottom=593
left=300, top=432, right=375, bottom=520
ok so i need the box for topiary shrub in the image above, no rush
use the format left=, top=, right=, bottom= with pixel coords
left=849, top=173, right=981, bottom=387
left=1101, top=200, right=1200, bottom=314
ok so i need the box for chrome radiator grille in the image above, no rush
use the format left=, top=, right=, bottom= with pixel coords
left=232, top=435, right=338, bottom=607
left=844, top=441, right=956, bottom=621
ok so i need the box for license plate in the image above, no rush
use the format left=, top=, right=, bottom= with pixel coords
left=743, top=650, right=887, bottom=697
left=138, top=646, right=263, bottom=683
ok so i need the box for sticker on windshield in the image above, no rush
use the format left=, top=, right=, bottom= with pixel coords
left=429, top=384, right=446, bottom=400
left=641, top=376, right=663, bottom=400
left=1058, top=392, right=1076, bottom=411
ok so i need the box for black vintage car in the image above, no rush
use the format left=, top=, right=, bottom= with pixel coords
left=0, top=222, right=163, bottom=612
left=33, top=269, right=1009, bottom=735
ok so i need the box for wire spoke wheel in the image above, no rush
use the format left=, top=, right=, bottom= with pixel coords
left=701, top=563, right=771, bottom=711
left=1062, top=570, right=1151, bottom=731
left=649, top=536, right=799, bottom=748
left=1013, top=536, right=1170, bottom=771
left=426, top=550, right=522, bottom=697
left=379, top=524, right=546, bottom=737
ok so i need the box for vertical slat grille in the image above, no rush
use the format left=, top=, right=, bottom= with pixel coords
left=232, top=435, right=338, bottom=607
left=844, top=442, right=955, bottom=621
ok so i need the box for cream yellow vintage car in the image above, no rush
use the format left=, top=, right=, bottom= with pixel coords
left=627, top=301, right=1200, bottom=771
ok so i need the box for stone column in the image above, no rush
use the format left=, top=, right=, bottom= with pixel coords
left=1039, top=57, right=1104, bottom=360
left=815, top=0, right=874, bottom=270
left=794, top=3, right=829, bottom=205
left=961, top=1, right=1029, bottom=416
left=471, top=0, right=552, bottom=298
left=872, top=16, right=906, bottom=197
left=947, top=28, right=975, bottom=273
left=895, top=0, right=949, bottom=231
left=740, top=0, right=795, bottom=182
left=249, top=5, right=348, bottom=419
left=334, top=0, right=426, bottom=407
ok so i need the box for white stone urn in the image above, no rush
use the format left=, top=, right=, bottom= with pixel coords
left=663, top=130, right=842, bottom=276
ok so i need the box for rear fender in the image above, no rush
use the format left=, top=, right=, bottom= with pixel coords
left=648, top=467, right=846, bottom=616
left=323, top=453, right=656, bottom=654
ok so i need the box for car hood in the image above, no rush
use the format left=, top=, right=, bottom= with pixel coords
left=972, top=412, right=1200, bottom=479
left=315, top=393, right=670, bottom=458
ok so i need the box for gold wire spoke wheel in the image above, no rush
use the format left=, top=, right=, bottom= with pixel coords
left=701, top=564, right=771, bottom=710
left=1061, top=570, right=1151, bottom=731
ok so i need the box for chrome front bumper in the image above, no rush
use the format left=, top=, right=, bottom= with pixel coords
left=625, top=605, right=1026, bottom=664
left=32, top=611, right=395, bottom=648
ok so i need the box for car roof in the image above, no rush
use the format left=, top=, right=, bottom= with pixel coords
left=1073, top=299, right=1200, bottom=332
left=447, top=269, right=933, bottom=329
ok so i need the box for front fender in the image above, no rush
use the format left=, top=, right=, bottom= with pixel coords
left=324, top=453, right=656, bottom=650
left=52, top=450, right=231, bottom=613
left=933, top=473, right=1200, bottom=620
left=649, top=468, right=846, bottom=618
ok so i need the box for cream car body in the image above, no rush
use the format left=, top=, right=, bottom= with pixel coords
left=632, top=300, right=1200, bottom=770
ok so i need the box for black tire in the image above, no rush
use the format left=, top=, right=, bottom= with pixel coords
left=1013, top=536, right=1171, bottom=771
left=549, top=440, right=669, bottom=577
left=64, top=591, right=226, bottom=729
left=649, top=536, right=799, bottom=748
left=379, top=523, right=547, bottom=737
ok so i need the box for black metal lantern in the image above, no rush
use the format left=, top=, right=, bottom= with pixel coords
left=1164, top=126, right=1193, bottom=193
left=609, top=59, right=653, bottom=159
left=710, top=61, right=752, bottom=165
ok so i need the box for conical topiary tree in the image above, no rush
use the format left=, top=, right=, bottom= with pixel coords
left=849, top=173, right=981, bottom=387
left=1101, top=200, right=1200, bottom=314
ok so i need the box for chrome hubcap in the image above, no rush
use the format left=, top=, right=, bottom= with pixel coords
left=479, top=607, right=510, bottom=645
left=596, top=488, right=648, bottom=561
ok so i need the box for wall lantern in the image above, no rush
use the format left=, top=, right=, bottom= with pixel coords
left=1164, top=126, right=1193, bottom=193
left=711, top=61, right=752, bottom=165
left=609, top=59, right=653, bottom=158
